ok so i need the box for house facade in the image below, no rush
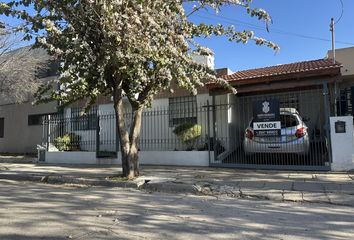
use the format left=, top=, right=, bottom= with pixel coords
left=0, top=98, right=57, bottom=153
left=45, top=54, right=225, bottom=162
left=4, top=46, right=354, bottom=171
left=43, top=56, right=354, bottom=171
left=0, top=47, right=59, bottom=154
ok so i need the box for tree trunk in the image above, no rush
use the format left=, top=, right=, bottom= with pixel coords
left=113, top=90, right=143, bottom=179
left=128, top=106, right=143, bottom=177
left=113, top=93, right=130, bottom=177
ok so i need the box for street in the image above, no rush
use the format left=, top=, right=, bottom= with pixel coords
left=0, top=180, right=354, bottom=240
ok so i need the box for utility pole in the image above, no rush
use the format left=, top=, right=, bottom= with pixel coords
left=330, top=17, right=336, bottom=63
left=330, top=17, right=338, bottom=116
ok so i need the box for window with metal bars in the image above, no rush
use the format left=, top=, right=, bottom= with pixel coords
left=169, top=96, right=197, bottom=127
left=28, top=114, right=47, bottom=126
left=337, top=87, right=354, bottom=117
left=71, top=106, right=97, bottom=131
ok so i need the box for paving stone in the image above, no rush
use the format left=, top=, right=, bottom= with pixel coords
left=263, top=181, right=293, bottom=191
left=302, top=192, right=330, bottom=203
left=327, top=193, right=354, bottom=207
left=283, top=191, right=303, bottom=202
left=322, top=183, right=344, bottom=193
left=338, top=184, right=354, bottom=194
left=292, top=182, right=324, bottom=192
left=237, top=181, right=265, bottom=189
left=315, top=174, right=353, bottom=183
left=240, top=188, right=283, bottom=201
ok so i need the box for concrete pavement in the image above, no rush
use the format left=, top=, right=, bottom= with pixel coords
left=1, top=179, right=354, bottom=240
left=1, top=161, right=354, bottom=206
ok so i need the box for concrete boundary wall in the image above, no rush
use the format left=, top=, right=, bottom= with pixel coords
left=45, top=151, right=211, bottom=167
left=330, top=116, right=354, bottom=171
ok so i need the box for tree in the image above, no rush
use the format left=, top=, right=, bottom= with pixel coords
left=0, top=0, right=278, bottom=178
left=0, top=24, right=46, bottom=103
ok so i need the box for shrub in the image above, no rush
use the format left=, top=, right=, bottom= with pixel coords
left=173, top=123, right=202, bottom=150
left=54, top=133, right=81, bottom=151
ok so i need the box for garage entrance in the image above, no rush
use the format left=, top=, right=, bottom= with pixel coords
left=210, top=88, right=332, bottom=171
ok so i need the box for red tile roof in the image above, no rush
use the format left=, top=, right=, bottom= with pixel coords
left=222, top=59, right=341, bottom=83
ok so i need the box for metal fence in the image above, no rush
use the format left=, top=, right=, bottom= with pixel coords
left=43, top=103, right=212, bottom=155
left=210, top=89, right=332, bottom=170
left=43, top=88, right=332, bottom=170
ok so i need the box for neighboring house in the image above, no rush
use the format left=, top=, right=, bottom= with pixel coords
left=327, top=47, right=354, bottom=116
left=0, top=48, right=59, bottom=153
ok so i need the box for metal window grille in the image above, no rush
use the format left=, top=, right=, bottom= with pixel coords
left=337, top=87, right=353, bottom=116
left=28, top=114, right=46, bottom=126
left=71, top=106, right=98, bottom=131
left=169, top=96, right=197, bottom=127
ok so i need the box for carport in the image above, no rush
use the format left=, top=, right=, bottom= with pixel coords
left=208, top=59, right=342, bottom=170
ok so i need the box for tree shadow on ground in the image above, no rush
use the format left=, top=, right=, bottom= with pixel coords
left=0, top=179, right=354, bottom=239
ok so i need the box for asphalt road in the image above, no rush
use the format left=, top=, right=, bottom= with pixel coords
left=0, top=180, right=354, bottom=240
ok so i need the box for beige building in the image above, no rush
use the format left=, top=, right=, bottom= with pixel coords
left=0, top=100, right=57, bottom=153
left=328, top=47, right=354, bottom=79
left=0, top=48, right=59, bottom=154
left=327, top=47, right=354, bottom=115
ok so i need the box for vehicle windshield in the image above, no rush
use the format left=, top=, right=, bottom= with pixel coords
left=280, top=114, right=299, bottom=128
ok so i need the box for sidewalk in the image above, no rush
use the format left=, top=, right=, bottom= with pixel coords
left=1, top=161, right=354, bottom=206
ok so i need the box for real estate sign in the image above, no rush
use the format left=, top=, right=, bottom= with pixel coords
left=253, top=99, right=281, bottom=137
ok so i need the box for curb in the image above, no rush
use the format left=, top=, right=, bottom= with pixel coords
left=139, top=182, right=198, bottom=194
left=0, top=172, right=196, bottom=193
left=1, top=173, right=353, bottom=206
left=0, top=173, right=137, bottom=189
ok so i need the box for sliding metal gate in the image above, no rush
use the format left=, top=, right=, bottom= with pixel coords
left=210, top=89, right=331, bottom=170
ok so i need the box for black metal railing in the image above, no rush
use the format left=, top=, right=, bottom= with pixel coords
left=43, top=103, right=212, bottom=153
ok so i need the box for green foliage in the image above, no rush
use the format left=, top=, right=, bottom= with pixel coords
left=173, top=123, right=202, bottom=150
left=54, top=133, right=81, bottom=151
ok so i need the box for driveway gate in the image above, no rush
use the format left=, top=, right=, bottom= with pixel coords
left=210, top=89, right=332, bottom=170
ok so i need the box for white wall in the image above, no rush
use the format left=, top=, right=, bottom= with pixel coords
left=45, top=150, right=211, bottom=167
left=191, top=54, right=215, bottom=70
left=330, top=116, right=354, bottom=171
left=214, top=94, right=232, bottom=151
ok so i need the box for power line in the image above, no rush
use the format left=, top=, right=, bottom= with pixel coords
left=334, top=0, right=344, bottom=25
left=194, top=12, right=354, bottom=46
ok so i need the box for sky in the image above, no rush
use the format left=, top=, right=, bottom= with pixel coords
left=189, top=0, right=354, bottom=71
left=1, top=0, right=354, bottom=72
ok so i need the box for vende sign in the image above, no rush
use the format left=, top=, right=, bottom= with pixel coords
left=253, top=99, right=281, bottom=137
left=253, top=121, right=281, bottom=130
